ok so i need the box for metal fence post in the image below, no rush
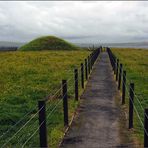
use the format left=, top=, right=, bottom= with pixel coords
left=129, top=83, right=134, bottom=129
left=38, top=101, right=47, bottom=148
left=144, top=108, right=148, bottom=147
left=62, top=80, right=68, bottom=126
left=74, top=69, right=78, bottom=101
left=122, top=71, right=126, bottom=105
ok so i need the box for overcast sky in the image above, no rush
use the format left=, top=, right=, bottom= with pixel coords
left=0, top=1, right=148, bottom=43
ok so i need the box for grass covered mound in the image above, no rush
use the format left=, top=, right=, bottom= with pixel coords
left=18, top=36, right=80, bottom=51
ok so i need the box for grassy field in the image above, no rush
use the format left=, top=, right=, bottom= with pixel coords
left=0, top=50, right=90, bottom=147
left=111, top=48, right=148, bottom=145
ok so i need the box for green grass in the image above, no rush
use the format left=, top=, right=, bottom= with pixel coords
left=18, top=36, right=80, bottom=51
left=111, top=48, right=148, bottom=145
left=0, top=50, right=90, bottom=147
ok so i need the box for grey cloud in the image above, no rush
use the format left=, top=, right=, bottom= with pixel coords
left=0, top=1, right=148, bottom=43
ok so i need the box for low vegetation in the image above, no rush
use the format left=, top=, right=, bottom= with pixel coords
left=111, top=48, right=148, bottom=144
left=0, top=50, right=90, bottom=147
left=18, top=36, right=80, bottom=51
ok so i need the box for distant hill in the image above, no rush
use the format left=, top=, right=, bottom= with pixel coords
left=1, top=40, right=148, bottom=51
left=101, top=42, right=148, bottom=49
left=75, top=42, right=148, bottom=49
left=18, top=36, right=80, bottom=51
left=0, top=41, right=26, bottom=51
left=0, top=41, right=25, bottom=47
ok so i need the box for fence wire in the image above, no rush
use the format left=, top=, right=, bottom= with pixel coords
left=108, top=48, right=148, bottom=140
left=0, top=48, right=101, bottom=147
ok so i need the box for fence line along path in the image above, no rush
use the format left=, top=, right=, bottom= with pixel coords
left=60, top=52, right=131, bottom=148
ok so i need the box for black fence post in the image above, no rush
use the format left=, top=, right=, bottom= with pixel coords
left=74, top=69, right=78, bottom=101
left=118, top=63, right=122, bottom=90
left=88, top=56, right=90, bottom=74
left=129, top=83, right=134, bottom=129
left=92, top=51, right=94, bottom=66
left=90, top=53, right=92, bottom=70
left=100, top=46, right=102, bottom=52
left=113, top=56, right=116, bottom=74
left=116, top=59, right=119, bottom=81
left=85, top=59, right=88, bottom=80
left=144, top=108, right=148, bottom=147
left=122, top=71, right=126, bottom=105
left=38, top=101, right=47, bottom=148
left=81, top=63, right=84, bottom=89
left=62, top=80, right=68, bottom=126
left=114, top=58, right=117, bottom=75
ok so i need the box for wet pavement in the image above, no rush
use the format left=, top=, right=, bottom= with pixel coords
left=60, top=52, right=133, bottom=148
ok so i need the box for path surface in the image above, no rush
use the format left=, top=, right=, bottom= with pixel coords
left=61, top=52, right=129, bottom=148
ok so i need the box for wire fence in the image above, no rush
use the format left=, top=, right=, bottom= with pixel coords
left=0, top=47, right=101, bottom=147
left=107, top=47, right=148, bottom=147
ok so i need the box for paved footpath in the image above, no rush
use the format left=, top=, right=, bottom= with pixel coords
left=61, top=52, right=132, bottom=148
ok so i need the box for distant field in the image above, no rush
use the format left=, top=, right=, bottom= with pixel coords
left=111, top=48, right=148, bottom=144
left=0, top=50, right=90, bottom=147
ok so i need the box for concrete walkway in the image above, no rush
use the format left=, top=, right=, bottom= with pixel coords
left=60, top=52, right=130, bottom=148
